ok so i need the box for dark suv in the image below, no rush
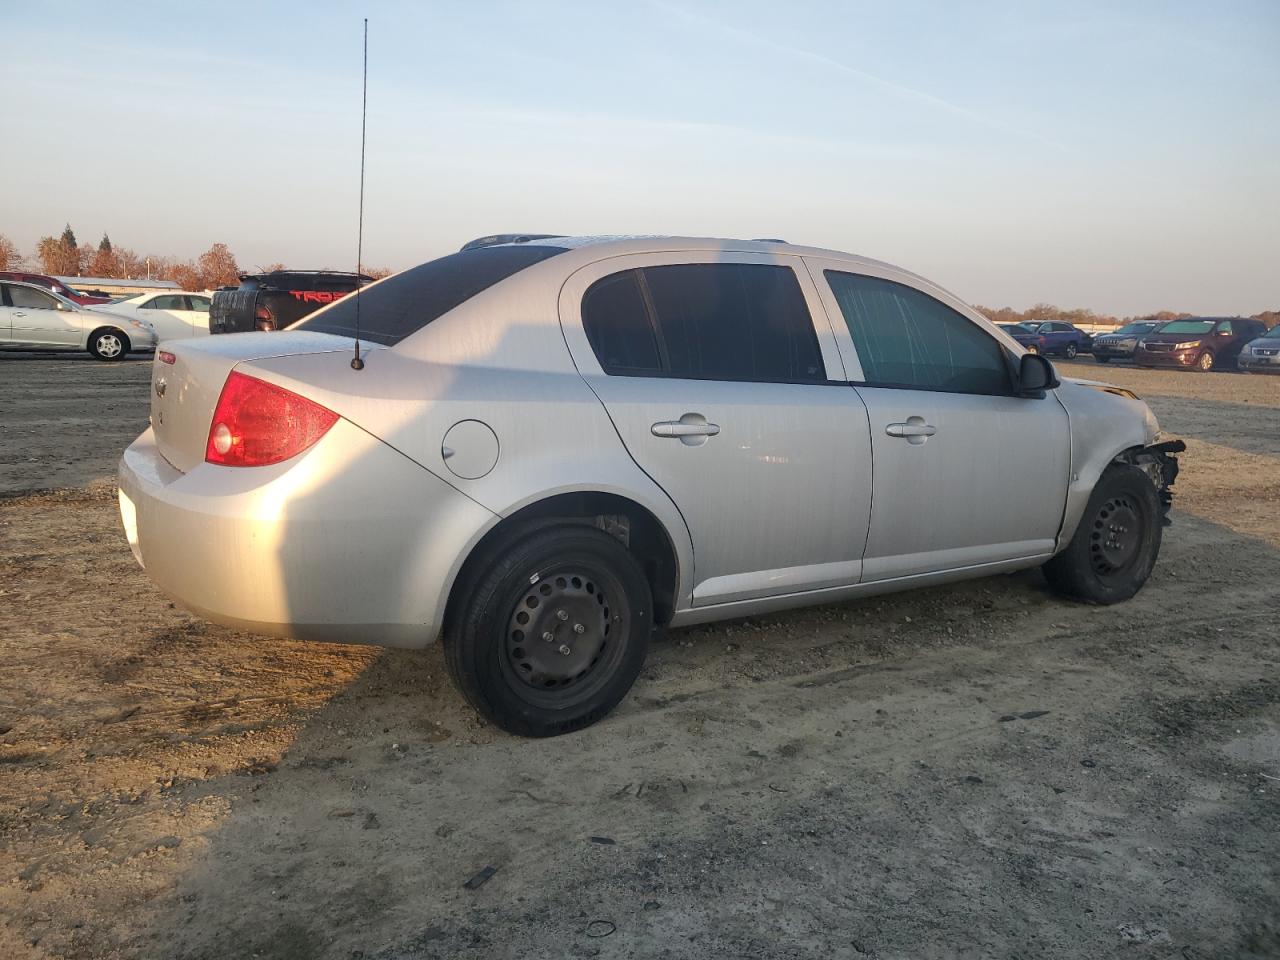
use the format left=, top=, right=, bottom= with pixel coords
left=1134, top=316, right=1266, bottom=372
left=209, top=270, right=372, bottom=334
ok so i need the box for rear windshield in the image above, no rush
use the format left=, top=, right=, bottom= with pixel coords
left=1157, top=320, right=1214, bottom=334
left=294, top=245, right=567, bottom=345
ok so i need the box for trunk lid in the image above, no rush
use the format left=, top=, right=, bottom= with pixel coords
left=149, top=331, right=369, bottom=473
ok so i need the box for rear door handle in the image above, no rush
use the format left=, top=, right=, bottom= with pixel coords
left=886, top=417, right=937, bottom=445
left=652, top=414, right=720, bottom=446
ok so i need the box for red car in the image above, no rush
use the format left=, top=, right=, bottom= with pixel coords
left=0, top=271, right=113, bottom=305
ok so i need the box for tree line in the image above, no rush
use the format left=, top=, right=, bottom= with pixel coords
left=0, top=225, right=390, bottom=291
left=0, top=227, right=1272, bottom=324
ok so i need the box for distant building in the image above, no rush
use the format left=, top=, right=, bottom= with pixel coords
left=54, top=275, right=181, bottom=298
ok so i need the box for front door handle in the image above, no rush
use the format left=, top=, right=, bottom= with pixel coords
left=652, top=413, right=720, bottom=446
left=886, top=416, right=937, bottom=445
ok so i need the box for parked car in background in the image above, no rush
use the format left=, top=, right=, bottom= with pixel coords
left=209, top=270, right=373, bottom=334
left=1236, top=324, right=1280, bottom=374
left=1022, top=321, right=1093, bottom=359
left=1, top=280, right=156, bottom=359
left=0, top=271, right=113, bottom=305
left=99, top=291, right=212, bottom=343
left=120, top=235, right=1183, bottom=737
left=1134, top=316, right=1266, bottom=371
left=1090, top=321, right=1162, bottom=363
left=999, top=324, right=1042, bottom=353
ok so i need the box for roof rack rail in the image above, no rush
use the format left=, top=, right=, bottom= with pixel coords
left=459, top=233, right=565, bottom=251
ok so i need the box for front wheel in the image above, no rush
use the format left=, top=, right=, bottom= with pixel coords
left=443, top=526, right=652, bottom=737
left=1042, top=463, right=1162, bottom=604
left=88, top=329, right=129, bottom=361
left=1064, top=342, right=1078, bottom=359
left=1194, top=350, right=1214, bottom=372
left=1026, top=345, right=1039, bottom=355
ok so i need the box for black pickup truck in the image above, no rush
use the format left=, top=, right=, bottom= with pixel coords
left=209, top=270, right=373, bottom=334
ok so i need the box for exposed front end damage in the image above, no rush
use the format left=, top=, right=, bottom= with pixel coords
left=1118, top=440, right=1186, bottom=525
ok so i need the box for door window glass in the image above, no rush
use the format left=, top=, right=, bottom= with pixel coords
left=641, top=263, right=823, bottom=382
left=150, top=295, right=186, bottom=310
left=9, top=285, right=59, bottom=309
left=825, top=271, right=1011, bottom=395
left=187, top=296, right=211, bottom=312
left=581, top=271, right=662, bottom=375
left=1217, top=321, right=1233, bottom=335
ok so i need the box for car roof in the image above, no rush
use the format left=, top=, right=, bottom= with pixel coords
left=483, top=234, right=940, bottom=287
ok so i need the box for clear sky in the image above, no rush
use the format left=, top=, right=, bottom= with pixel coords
left=5, top=0, right=1277, bottom=315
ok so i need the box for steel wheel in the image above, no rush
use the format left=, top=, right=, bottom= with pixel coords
left=502, top=565, right=626, bottom=707
left=1088, top=495, right=1144, bottom=577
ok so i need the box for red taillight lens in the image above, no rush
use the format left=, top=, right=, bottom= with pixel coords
left=205, top=371, right=338, bottom=467
left=1038, top=336, right=1048, bottom=345
left=158, top=350, right=176, bottom=365
left=254, top=304, right=275, bottom=331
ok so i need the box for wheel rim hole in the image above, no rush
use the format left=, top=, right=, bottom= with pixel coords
left=516, top=611, right=529, bottom=625
left=555, top=576, right=567, bottom=589
left=526, top=596, right=538, bottom=609
left=571, top=577, right=582, bottom=588
left=539, top=583, right=552, bottom=597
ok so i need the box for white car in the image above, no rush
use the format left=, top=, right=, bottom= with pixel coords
left=1, top=280, right=157, bottom=360
left=98, top=291, right=213, bottom=343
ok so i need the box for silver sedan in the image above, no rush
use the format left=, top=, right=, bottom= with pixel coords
left=119, top=236, right=1182, bottom=736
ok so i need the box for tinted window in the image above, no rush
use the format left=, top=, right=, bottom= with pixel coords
left=825, top=271, right=1011, bottom=395
left=188, top=296, right=211, bottom=312
left=149, top=295, right=186, bottom=310
left=639, top=263, right=823, bottom=382
left=9, top=284, right=59, bottom=309
left=582, top=271, right=661, bottom=374
left=296, top=245, right=568, bottom=345
left=1216, top=321, right=1233, bottom=334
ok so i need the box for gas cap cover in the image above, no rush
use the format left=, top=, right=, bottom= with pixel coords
left=441, top=420, right=499, bottom=479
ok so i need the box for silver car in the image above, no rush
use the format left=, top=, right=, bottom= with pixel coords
left=0, top=280, right=157, bottom=359
left=118, top=236, right=1183, bottom=736
left=1237, top=324, right=1280, bottom=374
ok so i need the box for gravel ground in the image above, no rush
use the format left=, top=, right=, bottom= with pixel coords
left=1, top=353, right=1278, bottom=959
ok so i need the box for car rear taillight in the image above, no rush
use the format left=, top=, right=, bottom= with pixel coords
left=205, top=371, right=338, bottom=467
left=254, top=304, right=276, bottom=331
left=1038, top=336, right=1048, bottom=345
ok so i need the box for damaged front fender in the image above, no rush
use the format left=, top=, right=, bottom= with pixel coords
left=1118, top=440, right=1186, bottom=525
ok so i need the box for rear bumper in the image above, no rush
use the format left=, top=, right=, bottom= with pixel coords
left=118, top=422, right=496, bottom=648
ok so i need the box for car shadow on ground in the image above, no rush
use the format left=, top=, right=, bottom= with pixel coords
left=116, top=509, right=1280, bottom=960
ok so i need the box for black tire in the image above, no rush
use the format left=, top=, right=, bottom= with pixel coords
left=443, top=526, right=652, bottom=737
left=1065, top=342, right=1078, bottom=359
left=88, top=328, right=130, bottom=362
left=1095, top=355, right=1110, bottom=363
left=1193, top=350, right=1214, bottom=372
left=1042, top=463, right=1162, bottom=604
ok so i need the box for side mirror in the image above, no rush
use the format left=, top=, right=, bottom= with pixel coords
left=1018, top=353, right=1059, bottom=398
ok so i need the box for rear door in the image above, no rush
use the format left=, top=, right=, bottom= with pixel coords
left=808, top=260, right=1070, bottom=581
left=559, top=252, right=874, bottom=606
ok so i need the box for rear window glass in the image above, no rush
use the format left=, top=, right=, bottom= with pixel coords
left=295, top=246, right=567, bottom=345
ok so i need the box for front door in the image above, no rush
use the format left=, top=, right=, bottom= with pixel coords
left=7, top=284, right=81, bottom=346
left=809, top=261, right=1070, bottom=581
left=559, top=253, right=874, bottom=606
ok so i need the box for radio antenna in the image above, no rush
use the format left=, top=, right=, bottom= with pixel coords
left=351, top=16, right=369, bottom=371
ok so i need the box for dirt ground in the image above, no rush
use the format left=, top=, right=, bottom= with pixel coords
left=1, top=353, right=1278, bottom=959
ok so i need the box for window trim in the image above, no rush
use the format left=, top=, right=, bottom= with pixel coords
left=819, top=266, right=1017, bottom=398
left=581, top=262, right=831, bottom=386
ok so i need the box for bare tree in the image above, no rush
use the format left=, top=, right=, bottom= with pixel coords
left=0, top=233, right=22, bottom=270
left=197, top=243, right=240, bottom=289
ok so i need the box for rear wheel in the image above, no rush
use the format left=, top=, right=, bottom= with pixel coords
left=1194, top=350, right=1214, bottom=372
left=1064, top=342, right=1078, bottom=359
left=1042, top=463, right=1161, bottom=604
left=88, top=328, right=129, bottom=361
left=443, top=526, right=651, bottom=737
